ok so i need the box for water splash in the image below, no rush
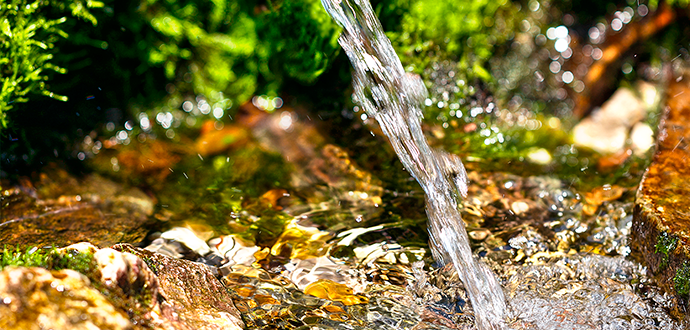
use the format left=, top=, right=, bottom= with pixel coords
left=320, top=0, right=507, bottom=329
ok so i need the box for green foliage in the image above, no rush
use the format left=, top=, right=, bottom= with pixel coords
left=134, top=0, right=341, bottom=109
left=656, top=231, right=678, bottom=270
left=1, top=245, right=95, bottom=275
left=0, top=0, right=102, bottom=130
left=674, top=261, right=690, bottom=296
left=1, top=0, right=342, bottom=138
left=1, top=0, right=514, bottom=131
left=649, top=0, right=690, bottom=10
left=140, top=0, right=260, bottom=107
left=388, top=0, right=516, bottom=80
left=261, top=0, right=341, bottom=84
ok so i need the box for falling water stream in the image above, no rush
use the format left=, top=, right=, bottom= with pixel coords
left=321, top=0, right=508, bottom=329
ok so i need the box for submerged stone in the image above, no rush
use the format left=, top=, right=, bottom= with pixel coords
left=222, top=261, right=456, bottom=329
left=0, top=166, right=155, bottom=248
left=304, top=279, right=369, bottom=305
left=271, top=220, right=333, bottom=260
left=632, top=76, right=690, bottom=321
left=11, top=242, right=245, bottom=330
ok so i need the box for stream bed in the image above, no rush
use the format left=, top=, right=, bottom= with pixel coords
left=2, top=0, right=690, bottom=329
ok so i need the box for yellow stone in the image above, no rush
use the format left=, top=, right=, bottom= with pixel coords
left=270, top=220, right=333, bottom=260
left=303, top=280, right=369, bottom=306
left=254, top=294, right=279, bottom=306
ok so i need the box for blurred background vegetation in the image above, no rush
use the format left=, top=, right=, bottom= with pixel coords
left=2, top=0, right=344, bottom=173
left=1, top=0, right=689, bottom=177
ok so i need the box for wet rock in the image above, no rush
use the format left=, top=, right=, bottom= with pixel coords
left=631, top=122, right=656, bottom=156
left=0, top=267, right=132, bottom=330
left=632, top=76, right=690, bottom=321
left=30, top=242, right=242, bottom=330
left=158, top=227, right=212, bottom=256
left=144, top=225, right=218, bottom=262
left=596, top=148, right=633, bottom=172
left=145, top=236, right=196, bottom=260
left=57, top=242, right=167, bottom=329
left=238, top=103, right=324, bottom=170
left=0, top=166, right=155, bottom=248
left=583, top=184, right=625, bottom=215
left=92, top=247, right=159, bottom=304
left=113, top=244, right=244, bottom=330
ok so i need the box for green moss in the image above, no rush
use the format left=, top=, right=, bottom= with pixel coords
left=393, top=0, right=514, bottom=61
left=51, top=247, right=96, bottom=274
left=0, top=0, right=101, bottom=130
left=1, top=246, right=53, bottom=268
left=122, top=0, right=342, bottom=111
left=655, top=231, right=678, bottom=270
left=385, top=0, right=518, bottom=112
left=1, top=245, right=95, bottom=275
left=139, top=0, right=260, bottom=107
left=674, top=261, right=690, bottom=296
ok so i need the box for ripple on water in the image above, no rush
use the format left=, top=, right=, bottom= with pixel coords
left=505, top=253, right=682, bottom=330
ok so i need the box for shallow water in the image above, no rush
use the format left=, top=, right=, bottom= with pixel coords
left=320, top=0, right=507, bottom=328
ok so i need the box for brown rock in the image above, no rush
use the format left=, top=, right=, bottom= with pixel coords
left=113, top=244, right=244, bottom=330
left=0, top=167, right=155, bottom=248
left=632, top=75, right=690, bottom=320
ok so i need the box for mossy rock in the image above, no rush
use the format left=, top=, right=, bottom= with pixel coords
left=632, top=76, right=690, bottom=321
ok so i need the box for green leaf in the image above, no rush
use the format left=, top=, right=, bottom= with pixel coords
left=1, top=18, right=11, bottom=38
